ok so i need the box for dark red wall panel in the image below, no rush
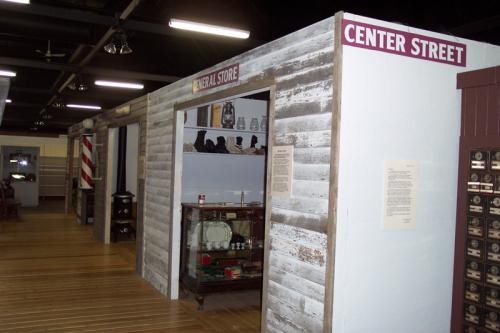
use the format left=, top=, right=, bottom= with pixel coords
left=452, top=66, right=500, bottom=333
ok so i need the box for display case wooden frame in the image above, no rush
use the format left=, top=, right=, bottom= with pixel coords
left=180, top=203, right=265, bottom=308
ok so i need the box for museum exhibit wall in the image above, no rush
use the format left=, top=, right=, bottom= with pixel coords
left=0, top=134, right=67, bottom=197
left=1, top=145, right=39, bottom=206
left=144, top=17, right=336, bottom=332
left=332, top=13, right=500, bottom=333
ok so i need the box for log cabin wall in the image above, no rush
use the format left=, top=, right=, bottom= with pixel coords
left=144, top=16, right=337, bottom=332
left=64, top=131, right=73, bottom=213
left=66, top=123, right=83, bottom=214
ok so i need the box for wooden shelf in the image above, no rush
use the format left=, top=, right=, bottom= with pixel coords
left=184, top=126, right=266, bottom=134
left=195, top=248, right=264, bottom=254
left=183, top=151, right=265, bottom=157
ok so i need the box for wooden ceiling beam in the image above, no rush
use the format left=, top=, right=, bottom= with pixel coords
left=0, top=56, right=180, bottom=82
left=46, top=0, right=144, bottom=112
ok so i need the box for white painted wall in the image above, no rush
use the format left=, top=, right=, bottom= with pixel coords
left=126, top=123, right=139, bottom=200
left=181, top=153, right=266, bottom=203
left=0, top=134, right=68, bottom=157
left=111, top=128, right=118, bottom=194
left=181, top=97, right=268, bottom=204
left=332, top=13, right=500, bottom=333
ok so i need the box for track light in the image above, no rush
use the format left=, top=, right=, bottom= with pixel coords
left=169, top=18, right=250, bottom=39
left=5, top=99, right=11, bottom=103
left=120, top=41, right=132, bottom=55
left=68, top=75, right=88, bottom=92
left=103, top=31, right=133, bottom=55
left=0, top=70, right=16, bottom=77
left=104, top=42, right=117, bottom=54
left=52, top=99, right=64, bottom=109
left=95, top=80, right=143, bottom=89
left=66, top=104, right=102, bottom=110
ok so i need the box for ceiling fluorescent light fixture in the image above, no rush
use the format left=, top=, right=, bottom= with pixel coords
left=95, top=80, right=143, bottom=90
left=2, top=0, right=30, bottom=4
left=169, top=19, right=250, bottom=39
left=66, top=104, right=101, bottom=110
left=5, top=99, right=11, bottom=103
left=0, top=70, right=16, bottom=77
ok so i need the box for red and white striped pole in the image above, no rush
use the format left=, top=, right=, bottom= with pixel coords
left=80, top=132, right=94, bottom=190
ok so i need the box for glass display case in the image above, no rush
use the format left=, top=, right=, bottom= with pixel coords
left=2, top=146, right=40, bottom=207
left=7, top=153, right=37, bottom=182
left=180, top=203, right=265, bottom=308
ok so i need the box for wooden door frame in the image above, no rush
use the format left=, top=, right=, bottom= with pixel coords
left=169, top=81, right=274, bottom=312
left=106, top=121, right=145, bottom=273
left=64, top=135, right=75, bottom=213
left=324, top=11, right=344, bottom=333
left=104, top=127, right=116, bottom=244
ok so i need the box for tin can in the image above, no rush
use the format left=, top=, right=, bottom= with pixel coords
left=198, top=194, right=205, bottom=205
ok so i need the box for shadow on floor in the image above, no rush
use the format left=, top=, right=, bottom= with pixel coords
left=19, top=197, right=66, bottom=214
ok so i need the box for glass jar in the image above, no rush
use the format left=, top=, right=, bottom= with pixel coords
left=236, top=117, right=246, bottom=130
left=249, top=117, right=259, bottom=131
left=260, top=115, right=267, bottom=131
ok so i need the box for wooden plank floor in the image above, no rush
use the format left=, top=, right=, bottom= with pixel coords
left=0, top=206, right=261, bottom=332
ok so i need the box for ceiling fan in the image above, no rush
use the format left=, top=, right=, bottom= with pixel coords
left=36, top=40, right=66, bottom=62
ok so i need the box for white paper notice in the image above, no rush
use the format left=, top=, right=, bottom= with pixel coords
left=383, top=160, right=418, bottom=230
left=271, top=145, right=294, bottom=198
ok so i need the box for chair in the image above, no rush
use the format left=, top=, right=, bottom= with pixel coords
left=0, top=184, right=19, bottom=219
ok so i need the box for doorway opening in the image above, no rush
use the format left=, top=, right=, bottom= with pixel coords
left=171, top=88, right=271, bottom=325
left=105, top=123, right=140, bottom=261
left=70, top=138, right=80, bottom=214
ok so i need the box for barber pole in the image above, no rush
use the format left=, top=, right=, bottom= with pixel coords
left=80, top=133, right=94, bottom=189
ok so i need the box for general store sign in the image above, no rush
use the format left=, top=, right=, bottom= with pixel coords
left=341, top=19, right=466, bottom=67
left=192, top=64, right=239, bottom=93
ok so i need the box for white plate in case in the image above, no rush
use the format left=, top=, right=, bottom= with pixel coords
left=205, top=221, right=232, bottom=249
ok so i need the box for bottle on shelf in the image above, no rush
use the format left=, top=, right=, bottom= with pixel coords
left=249, top=118, right=259, bottom=131
left=260, top=115, right=267, bottom=131
left=236, top=117, right=246, bottom=130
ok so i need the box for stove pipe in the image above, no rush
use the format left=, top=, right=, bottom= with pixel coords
left=116, top=126, right=127, bottom=194
left=112, top=126, right=133, bottom=221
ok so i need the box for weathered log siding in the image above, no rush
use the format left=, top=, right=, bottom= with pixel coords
left=92, top=113, right=108, bottom=241
left=145, top=17, right=335, bottom=332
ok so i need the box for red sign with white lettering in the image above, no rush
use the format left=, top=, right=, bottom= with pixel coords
left=192, top=64, right=240, bottom=93
left=341, top=19, right=466, bottom=67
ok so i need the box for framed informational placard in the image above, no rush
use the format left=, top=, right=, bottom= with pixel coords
left=271, top=145, right=294, bottom=198
left=382, top=160, right=418, bottom=230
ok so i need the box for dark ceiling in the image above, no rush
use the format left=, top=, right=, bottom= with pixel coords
left=0, top=0, right=499, bottom=134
